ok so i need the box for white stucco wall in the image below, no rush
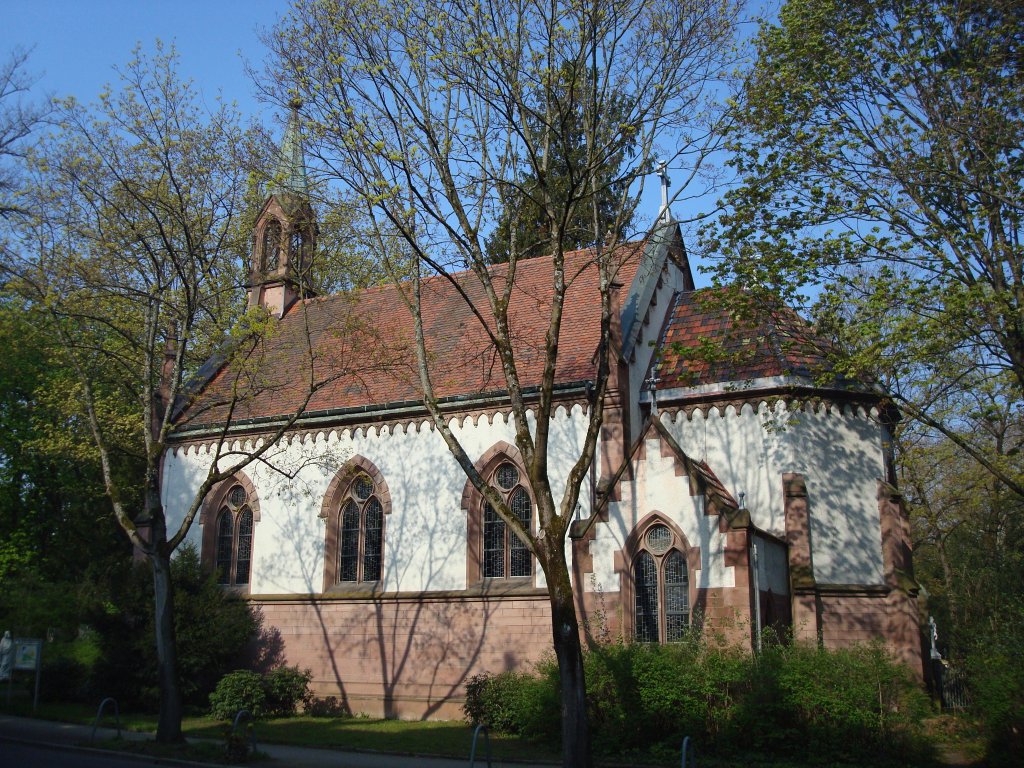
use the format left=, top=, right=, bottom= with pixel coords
left=657, top=400, right=886, bottom=586
left=162, top=404, right=592, bottom=595
left=588, top=435, right=736, bottom=593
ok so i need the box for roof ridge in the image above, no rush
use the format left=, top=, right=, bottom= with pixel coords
left=294, top=238, right=649, bottom=310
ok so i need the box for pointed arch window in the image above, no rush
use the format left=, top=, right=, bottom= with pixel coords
left=321, top=459, right=391, bottom=592
left=288, top=230, right=306, bottom=268
left=202, top=479, right=260, bottom=589
left=262, top=219, right=282, bottom=271
left=338, top=474, right=384, bottom=583
left=632, top=523, right=690, bottom=643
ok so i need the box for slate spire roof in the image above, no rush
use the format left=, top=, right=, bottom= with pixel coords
left=270, top=100, right=310, bottom=199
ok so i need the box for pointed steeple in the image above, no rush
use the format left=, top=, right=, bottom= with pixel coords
left=271, top=99, right=310, bottom=199
left=247, top=101, right=318, bottom=317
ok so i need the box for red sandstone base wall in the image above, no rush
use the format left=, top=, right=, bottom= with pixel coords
left=254, top=593, right=552, bottom=720
left=792, top=587, right=922, bottom=676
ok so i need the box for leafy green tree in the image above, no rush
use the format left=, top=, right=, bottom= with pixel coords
left=704, top=0, right=1024, bottom=494
left=90, top=544, right=260, bottom=710
left=4, top=44, right=335, bottom=742
left=0, top=299, right=132, bottom=583
left=263, top=2, right=739, bottom=765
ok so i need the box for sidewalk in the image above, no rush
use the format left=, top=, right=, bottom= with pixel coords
left=0, top=713, right=552, bottom=768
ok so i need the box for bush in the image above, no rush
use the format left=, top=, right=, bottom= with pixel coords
left=463, top=667, right=558, bottom=740
left=463, top=638, right=928, bottom=762
left=741, top=640, right=927, bottom=758
left=209, top=670, right=267, bottom=720
left=210, top=666, right=312, bottom=720
left=306, top=695, right=350, bottom=718
left=89, top=544, right=261, bottom=709
left=263, top=666, right=312, bottom=717
left=968, top=602, right=1024, bottom=766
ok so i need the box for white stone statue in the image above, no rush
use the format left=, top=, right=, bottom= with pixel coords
left=0, top=630, right=12, bottom=681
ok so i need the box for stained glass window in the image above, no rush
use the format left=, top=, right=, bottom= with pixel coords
left=479, top=461, right=533, bottom=581
left=634, top=552, right=659, bottom=643
left=235, top=508, right=253, bottom=585
left=664, top=551, right=689, bottom=642
left=216, top=509, right=233, bottom=585
left=632, top=525, right=689, bottom=643
left=214, top=482, right=256, bottom=588
left=336, top=474, right=385, bottom=584
left=483, top=503, right=505, bottom=578
left=339, top=499, right=360, bottom=582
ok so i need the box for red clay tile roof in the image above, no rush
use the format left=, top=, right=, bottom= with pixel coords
left=181, top=243, right=646, bottom=428
left=656, top=288, right=830, bottom=391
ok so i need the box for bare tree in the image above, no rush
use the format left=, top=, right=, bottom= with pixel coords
left=0, top=47, right=49, bottom=218
left=262, top=2, right=739, bottom=764
left=4, top=44, right=347, bottom=742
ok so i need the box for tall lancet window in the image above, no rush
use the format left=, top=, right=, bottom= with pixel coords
left=632, top=522, right=690, bottom=643
left=289, top=230, right=305, bottom=268
left=213, top=483, right=256, bottom=587
left=262, top=220, right=282, bottom=271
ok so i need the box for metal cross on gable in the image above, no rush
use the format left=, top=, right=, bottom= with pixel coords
left=657, top=160, right=672, bottom=223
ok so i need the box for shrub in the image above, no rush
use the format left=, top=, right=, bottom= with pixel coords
left=209, top=670, right=267, bottom=720
left=463, top=666, right=558, bottom=741
left=463, top=637, right=928, bottom=763
left=210, top=666, right=313, bottom=720
left=263, top=666, right=312, bottom=717
left=89, top=544, right=261, bottom=709
left=725, top=639, right=928, bottom=761
left=306, top=695, right=350, bottom=718
left=968, top=602, right=1024, bottom=766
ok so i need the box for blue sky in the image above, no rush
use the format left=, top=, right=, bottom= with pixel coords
left=6, top=0, right=287, bottom=122
left=5, top=0, right=756, bottom=275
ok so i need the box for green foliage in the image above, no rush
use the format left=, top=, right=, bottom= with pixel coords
left=967, top=601, right=1024, bottom=765
left=464, top=671, right=538, bottom=735
left=263, top=666, right=313, bottom=717
left=465, top=639, right=928, bottom=762
left=484, top=64, right=639, bottom=264
left=704, top=0, right=1024, bottom=497
left=88, top=544, right=260, bottom=710
left=0, top=300, right=134, bottom=584
left=209, top=671, right=268, bottom=720
left=209, top=666, right=312, bottom=720
left=305, top=695, right=350, bottom=718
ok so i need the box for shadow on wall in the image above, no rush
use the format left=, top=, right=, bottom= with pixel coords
left=666, top=402, right=886, bottom=586
left=250, top=423, right=513, bottom=719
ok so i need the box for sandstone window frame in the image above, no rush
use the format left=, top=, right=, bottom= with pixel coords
left=463, top=441, right=535, bottom=589
left=623, top=514, right=693, bottom=643
left=200, top=472, right=262, bottom=591
left=321, top=456, right=391, bottom=593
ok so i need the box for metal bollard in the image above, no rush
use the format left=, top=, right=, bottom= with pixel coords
left=91, top=697, right=121, bottom=743
left=469, top=723, right=493, bottom=768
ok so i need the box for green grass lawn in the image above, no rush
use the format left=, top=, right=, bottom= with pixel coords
left=9, top=701, right=558, bottom=763
left=4, top=700, right=980, bottom=767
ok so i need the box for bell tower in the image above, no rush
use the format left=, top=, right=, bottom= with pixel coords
left=248, top=100, right=318, bottom=317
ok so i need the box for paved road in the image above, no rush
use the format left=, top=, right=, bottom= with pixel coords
left=0, top=713, right=552, bottom=768
left=0, top=740, right=172, bottom=767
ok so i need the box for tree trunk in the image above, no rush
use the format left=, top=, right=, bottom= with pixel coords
left=151, top=549, right=184, bottom=743
left=544, top=547, right=592, bottom=768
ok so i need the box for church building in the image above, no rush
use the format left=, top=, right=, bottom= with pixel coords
left=161, top=112, right=922, bottom=719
